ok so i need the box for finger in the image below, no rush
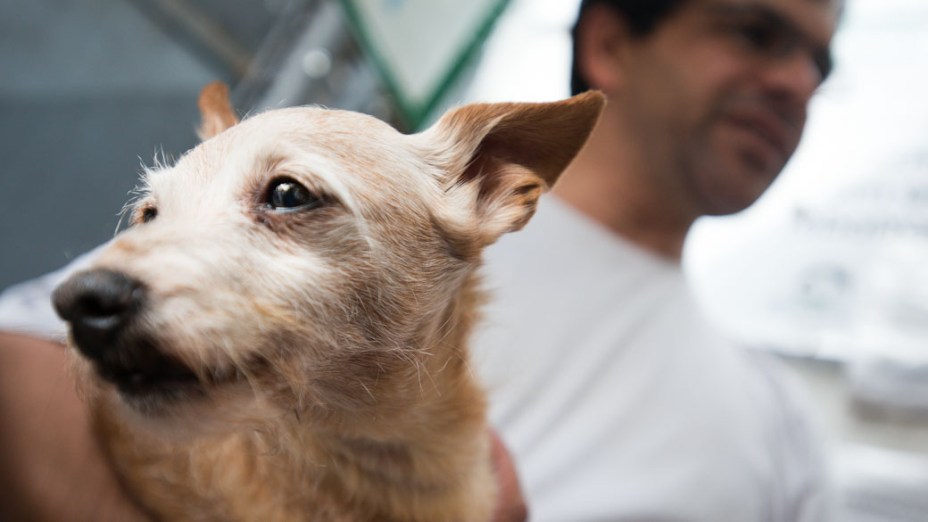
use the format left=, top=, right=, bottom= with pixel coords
left=489, top=430, right=528, bottom=522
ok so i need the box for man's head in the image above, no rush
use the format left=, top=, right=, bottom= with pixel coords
left=571, top=0, right=686, bottom=95
left=570, top=0, right=842, bottom=219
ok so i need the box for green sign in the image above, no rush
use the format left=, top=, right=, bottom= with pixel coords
left=339, top=0, right=510, bottom=129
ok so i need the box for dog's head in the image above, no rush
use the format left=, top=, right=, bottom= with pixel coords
left=53, top=83, right=604, bottom=433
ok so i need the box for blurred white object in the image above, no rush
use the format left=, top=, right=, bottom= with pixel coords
left=465, top=0, right=579, bottom=103
left=847, top=240, right=928, bottom=417
left=836, top=444, right=928, bottom=521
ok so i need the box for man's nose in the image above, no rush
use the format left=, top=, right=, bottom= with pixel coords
left=761, top=50, right=824, bottom=110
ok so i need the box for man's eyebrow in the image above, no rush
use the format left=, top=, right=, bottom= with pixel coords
left=704, top=1, right=802, bottom=30
left=704, top=2, right=834, bottom=81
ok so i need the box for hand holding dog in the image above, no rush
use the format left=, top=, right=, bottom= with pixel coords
left=0, top=334, right=526, bottom=521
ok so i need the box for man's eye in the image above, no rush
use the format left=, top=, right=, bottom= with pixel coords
left=266, top=178, right=322, bottom=211
left=734, top=21, right=781, bottom=51
left=725, top=17, right=830, bottom=83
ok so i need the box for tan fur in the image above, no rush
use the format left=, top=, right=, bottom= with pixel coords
left=197, top=82, right=240, bottom=140
left=58, top=85, right=604, bottom=521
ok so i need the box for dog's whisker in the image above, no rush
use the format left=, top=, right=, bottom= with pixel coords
left=239, top=371, right=263, bottom=403
left=410, top=358, right=425, bottom=395
left=435, top=355, right=454, bottom=376
left=150, top=145, right=176, bottom=171
left=357, top=380, right=375, bottom=401
left=420, top=359, right=442, bottom=398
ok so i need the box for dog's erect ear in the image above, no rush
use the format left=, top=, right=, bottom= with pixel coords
left=197, top=82, right=239, bottom=140
left=422, top=91, right=605, bottom=253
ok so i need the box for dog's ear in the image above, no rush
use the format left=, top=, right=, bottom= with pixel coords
left=197, top=82, right=239, bottom=140
left=422, top=91, right=605, bottom=254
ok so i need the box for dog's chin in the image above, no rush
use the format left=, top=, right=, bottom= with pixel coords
left=110, top=378, right=271, bottom=440
left=114, top=377, right=209, bottom=417
left=93, top=360, right=271, bottom=440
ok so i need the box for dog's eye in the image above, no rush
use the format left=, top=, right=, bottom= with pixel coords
left=266, top=178, right=322, bottom=211
left=133, top=205, right=157, bottom=225
left=141, top=206, right=158, bottom=223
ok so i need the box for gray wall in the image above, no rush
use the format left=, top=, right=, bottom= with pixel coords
left=0, top=0, right=216, bottom=290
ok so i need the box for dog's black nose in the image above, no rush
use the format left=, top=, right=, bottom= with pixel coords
left=53, top=269, right=145, bottom=361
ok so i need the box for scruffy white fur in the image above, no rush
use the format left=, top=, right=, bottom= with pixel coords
left=54, top=83, right=604, bottom=521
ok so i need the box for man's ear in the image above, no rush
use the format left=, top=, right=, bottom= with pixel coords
left=576, top=4, right=633, bottom=93
left=197, top=82, right=239, bottom=140
left=419, top=91, right=605, bottom=255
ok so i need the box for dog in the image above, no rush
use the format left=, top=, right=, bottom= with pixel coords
left=52, top=83, right=604, bottom=521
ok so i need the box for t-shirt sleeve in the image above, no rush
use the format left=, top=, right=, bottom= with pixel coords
left=0, top=246, right=104, bottom=340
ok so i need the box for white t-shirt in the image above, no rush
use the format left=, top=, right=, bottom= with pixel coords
left=473, top=197, right=832, bottom=522
left=0, top=199, right=831, bottom=521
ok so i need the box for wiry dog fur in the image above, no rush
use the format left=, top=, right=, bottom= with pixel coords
left=53, top=83, right=604, bottom=521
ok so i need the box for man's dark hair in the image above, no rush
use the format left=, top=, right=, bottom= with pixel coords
left=571, top=0, right=686, bottom=95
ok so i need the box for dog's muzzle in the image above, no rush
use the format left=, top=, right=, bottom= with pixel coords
left=53, top=269, right=144, bottom=356
left=53, top=269, right=199, bottom=397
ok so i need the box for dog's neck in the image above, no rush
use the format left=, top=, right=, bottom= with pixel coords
left=269, top=269, right=492, bottom=519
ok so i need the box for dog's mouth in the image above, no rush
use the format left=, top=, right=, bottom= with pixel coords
left=99, top=351, right=200, bottom=398
left=90, top=338, right=248, bottom=401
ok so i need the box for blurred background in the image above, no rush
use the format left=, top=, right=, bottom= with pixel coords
left=1, top=0, right=926, bottom=519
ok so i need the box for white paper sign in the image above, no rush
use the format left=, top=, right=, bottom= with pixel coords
left=341, top=0, right=508, bottom=127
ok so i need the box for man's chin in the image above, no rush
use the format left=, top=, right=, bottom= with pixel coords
left=698, top=178, right=772, bottom=217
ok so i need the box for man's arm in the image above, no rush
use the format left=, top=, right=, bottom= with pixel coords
left=0, top=331, right=527, bottom=521
left=0, top=332, right=149, bottom=521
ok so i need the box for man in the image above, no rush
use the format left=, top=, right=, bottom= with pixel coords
left=1, top=0, right=841, bottom=519
left=472, top=0, right=840, bottom=520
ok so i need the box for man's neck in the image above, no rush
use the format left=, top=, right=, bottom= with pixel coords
left=552, top=116, right=695, bottom=262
